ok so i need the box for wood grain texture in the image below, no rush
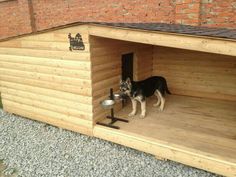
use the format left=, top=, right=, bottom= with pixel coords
left=0, top=81, right=92, bottom=104
left=3, top=99, right=92, bottom=127
left=134, top=46, right=153, bottom=80
left=0, top=25, right=89, bottom=51
left=88, top=25, right=236, bottom=57
left=0, top=47, right=90, bottom=61
left=94, top=95, right=236, bottom=177
left=90, top=36, right=153, bottom=123
left=153, top=46, right=236, bottom=101
left=0, top=75, right=92, bottom=96
left=91, top=37, right=125, bottom=123
left=0, top=25, right=93, bottom=135
left=0, top=54, right=91, bottom=71
left=4, top=101, right=93, bottom=136
left=1, top=88, right=93, bottom=116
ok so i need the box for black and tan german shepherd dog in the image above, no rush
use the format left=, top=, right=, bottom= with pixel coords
left=120, top=76, right=171, bottom=118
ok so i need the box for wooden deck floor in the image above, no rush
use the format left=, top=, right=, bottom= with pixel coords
left=94, top=95, right=236, bottom=176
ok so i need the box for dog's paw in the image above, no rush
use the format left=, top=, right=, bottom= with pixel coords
left=128, top=112, right=136, bottom=117
left=158, top=107, right=164, bottom=112
left=140, top=113, right=146, bottom=119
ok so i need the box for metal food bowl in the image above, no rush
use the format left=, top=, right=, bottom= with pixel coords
left=113, top=93, right=122, bottom=100
left=100, top=99, right=115, bottom=109
left=114, top=92, right=128, bottom=100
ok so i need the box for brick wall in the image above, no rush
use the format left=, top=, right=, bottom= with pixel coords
left=0, top=0, right=32, bottom=39
left=31, top=0, right=176, bottom=31
left=0, top=0, right=236, bottom=40
left=175, top=0, right=201, bottom=25
left=200, top=0, right=236, bottom=28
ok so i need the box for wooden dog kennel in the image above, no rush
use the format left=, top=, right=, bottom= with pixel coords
left=0, top=23, right=235, bottom=176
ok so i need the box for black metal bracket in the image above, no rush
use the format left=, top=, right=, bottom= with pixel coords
left=96, top=122, right=120, bottom=129
left=96, top=88, right=129, bottom=129
left=68, top=33, right=85, bottom=51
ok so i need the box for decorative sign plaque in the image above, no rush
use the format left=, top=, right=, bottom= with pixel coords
left=68, top=33, right=85, bottom=51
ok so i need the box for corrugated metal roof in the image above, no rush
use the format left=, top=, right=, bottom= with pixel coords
left=90, top=22, right=236, bottom=40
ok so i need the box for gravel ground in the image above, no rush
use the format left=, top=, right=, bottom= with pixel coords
left=0, top=109, right=220, bottom=177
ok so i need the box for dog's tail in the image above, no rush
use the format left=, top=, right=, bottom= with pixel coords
left=165, top=79, right=171, bottom=94
left=166, top=87, right=171, bottom=94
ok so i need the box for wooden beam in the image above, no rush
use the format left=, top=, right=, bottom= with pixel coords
left=3, top=99, right=92, bottom=127
left=0, top=47, right=90, bottom=61
left=88, top=25, right=236, bottom=57
left=0, top=68, right=91, bottom=87
left=0, top=75, right=92, bottom=96
left=4, top=103, right=93, bottom=136
left=1, top=87, right=93, bottom=115
left=2, top=94, right=92, bottom=120
left=0, top=81, right=92, bottom=104
left=0, top=54, right=91, bottom=71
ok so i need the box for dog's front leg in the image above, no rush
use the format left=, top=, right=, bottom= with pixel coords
left=129, top=98, right=137, bottom=117
left=140, top=100, right=146, bottom=118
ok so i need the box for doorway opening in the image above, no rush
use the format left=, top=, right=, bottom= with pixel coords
left=121, top=53, right=134, bottom=81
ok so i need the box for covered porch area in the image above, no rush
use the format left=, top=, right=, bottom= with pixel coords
left=94, top=95, right=236, bottom=176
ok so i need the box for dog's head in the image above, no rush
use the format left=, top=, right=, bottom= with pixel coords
left=120, top=78, right=132, bottom=95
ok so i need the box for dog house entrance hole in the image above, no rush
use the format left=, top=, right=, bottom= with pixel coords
left=122, top=53, right=133, bottom=80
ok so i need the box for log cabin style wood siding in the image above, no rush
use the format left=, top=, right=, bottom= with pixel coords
left=153, top=46, right=236, bottom=101
left=90, top=36, right=153, bottom=123
left=0, top=25, right=94, bottom=135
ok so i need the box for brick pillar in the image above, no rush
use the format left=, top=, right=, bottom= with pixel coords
left=175, top=0, right=201, bottom=26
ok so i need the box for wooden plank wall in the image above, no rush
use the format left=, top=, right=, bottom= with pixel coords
left=90, top=36, right=153, bottom=123
left=134, top=46, right=153, bottom=81
left=153, top=46, right=236, bottom=101
left=0, top=25, right=94, bottom=135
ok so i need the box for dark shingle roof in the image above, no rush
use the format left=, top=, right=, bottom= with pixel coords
left=90, top=22, right=236, bottom=40
left=1, top=22, right=236, bottom=42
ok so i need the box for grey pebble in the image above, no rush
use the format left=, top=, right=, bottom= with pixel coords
left=0, top=109, right=221, bottom=177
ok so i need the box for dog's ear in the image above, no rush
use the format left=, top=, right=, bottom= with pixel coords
left=126, top=77, right=131, bottom=84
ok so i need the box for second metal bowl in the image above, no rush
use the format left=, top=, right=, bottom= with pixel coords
left=113, top=93, right=122, bottom=100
